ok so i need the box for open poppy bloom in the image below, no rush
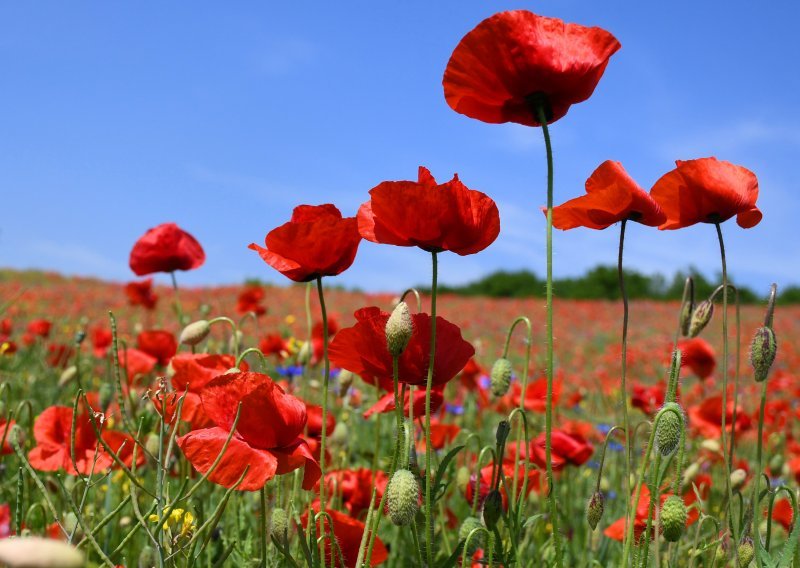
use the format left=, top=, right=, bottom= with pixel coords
left=688, top=394, right=752, bottom=439
left=362, top=386, right=444, bottom=419
left=443, top=10, right=621, bottom=126
left=551, top=161, right=666, bottom=229
left=129, top=223, right=206, bottom=276
left=301, top=505, right=388, bottom=567
left=319, top=468, right=389, bottom=516
left=678, top=338, right=716, bottom=380
left=357, top=167, right=500, bottom=256
left=125, top=278, right=158, bottom=310
left=177, top=372, right=320, bottom=491
left=137, top=330, right=177, bottom=367
left=530, top=429, right=593, bottom=470
left=328, top=306, right=474, bottom=388
left=650, top=158, right=761, bottom=229
left=249, top=204, right=361, bottom=282
left=235, top=286, right=267, bottom=316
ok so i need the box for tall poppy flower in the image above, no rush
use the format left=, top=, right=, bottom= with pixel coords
left=249, top=204, right=361, bottom=282
left=443, top=10, right=621, bottom=126
left=301, top=506, right=388, bottom=568
left=328, top=307, right=474, bottom=388
left=357, top=167, right=499, bottom=256
left=678, top=338, right=716, bottom=380
left=177, top=372, right=320, bottom=491
left=129, top=223, right=206, bottom=276
left=650, top=158, right=761, bottom=229
left=551, top=161, right=666, bottom=229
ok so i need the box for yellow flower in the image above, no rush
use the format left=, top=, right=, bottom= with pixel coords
left=285, top=314, right=296, bottom=325
left=149, top=508, right=196, bottom=536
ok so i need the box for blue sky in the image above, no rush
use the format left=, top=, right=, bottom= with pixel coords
left=1, top=2, right=798, bottom=294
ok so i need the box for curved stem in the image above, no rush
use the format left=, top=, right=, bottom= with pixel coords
left=316, top=277, right=331, bottom=567
left=424, top=251, right=438, bottom=567
left=617, top=219, right=633, bottom=549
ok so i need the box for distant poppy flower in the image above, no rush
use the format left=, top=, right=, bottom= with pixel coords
left=531, top=429, right=593, bottom=470
left=678, top=338, right=716, bottom=379
left=46, top=344, right=74, bottom=368
left=311, top=317, right=339, bottom=364
left=631, top=381, right=668, bottom=416
left=125, top=279, right=158, bottom=310
left=304, top=402, right=336, bottom=441
left=177, top=372, right=320, bottom=491
left=236, top=286, right=267, bottom=316
left=90, top=326, right=113, bottom=358
left=26, top=319, right=52, bottom=339
left=259, top=334, right=290, bottom=359
left=428, top=421, right=461, bottom=451
left=650, top=158, right=761, bottom=229
left=443, top=10, right=621, bottom=126
left=118, top=348, right=157, bottom=382
left=770, top=498, right=794, bottom=532
left=320, top=468, right=389, bottom=516
left=1, top=319, right=12, bottom=336
left=362, top=387, right=444, bottom=420
left=129, top=223, right=206, bottom=276
left=551, top=161, right=666, bottom=229
left=329, top=307, right=474, bottom=388
left=0, top=418, right=16, bottom=455
left=249, top=204, right=361, bottom=282
left=464, top=459, right=544, bottom=510
left=301, top=506, right=388, bottom=568
left=508, top=373, right=563, bottom=413
left=357, top=167, right=500, bottom=256
left=137, top=330, right=177, bottom=367
left=0, top=503, right=9, bottom=538
left=688, top=395, right=752, bottom=439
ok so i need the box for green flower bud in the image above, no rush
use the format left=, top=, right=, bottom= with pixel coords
left=750, top=326, right=777, bottom=382
left=490, top=358, right=512, bottom=397
left=730, top=468, right=747, bottom=492
left=495, top=420, right=511, bottom=447
left=586, top=491, right=604, bottom=530
left=459, top=516, right=484, bottom=555
left=737, top=537, right=754, bottom=567
left=0, top=537, right=84, bottom=568
left=689, top=300, right=714, bottom=338
left=179, top=320, right=210, bottom=346
left=679, top=298, right=694, bottom=337
left=456, top=466, right=471, bottom=495
left=769, top=453, right=784, bottom=478
left=385, top=302, right=413, bottom=357
left=338, top=369, right=354, bottom=393
left=58, top=366, right=77, bottom=387
left=482, top=489, right=503, bottom=531
left=656, top=402, right=684, bottom=456
left=387, top=469, right=420, bottom=526
left=660, top=495, right=687, bottom=542
left=271, top=508, right=289, bottom=539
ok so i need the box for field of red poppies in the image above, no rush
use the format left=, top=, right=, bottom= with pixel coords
left=1, top=7, right=795, bottom=568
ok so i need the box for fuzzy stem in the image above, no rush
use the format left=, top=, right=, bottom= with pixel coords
left=316, top=277, right=331, bottom=567
left=424, top=250, right=439, bottom=567
left=618, top=218, right=633, bottom=549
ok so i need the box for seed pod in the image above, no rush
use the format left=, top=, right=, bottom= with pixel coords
left=688, top=300, right=714, bottom=338
left=179, top=320, right=210, bottom=346
left=385, top=302, right=413, bottom=357
left=387, top=469, right=420, bottom=526
left=769, top=454, right=784, bottom=478
left=660, top=495, right=687, bottom=542
left=737, top=537, right=755, bottom=567
left=459, top=516, right=484, bottom=555
left=750, top=326, right=777, bottom=382
left=490, top=358, right=512, bottom=397
left=482, top=489, right=503, bottom=531
left=271, top=508, right=289, bottom=539
left=586, top=491, right=604, bottom=530
left=730, top=468, right=747, bottom=492
left=656, top=402, right=684, bottom=456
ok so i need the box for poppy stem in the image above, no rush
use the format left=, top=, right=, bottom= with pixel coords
left=424, top=250, right=439, bottom=568
left=617, top=218, right=633, bottom=551
left=534, top=101, right=563, bottom=566
left=316, top=276, right=332, bottom=568
left=170, top=271, right=185, bottom=326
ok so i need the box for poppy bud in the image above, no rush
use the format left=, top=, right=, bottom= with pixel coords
left=586, top=491, right=604, bottom=530
left=271, top=508, right=289, bottom=539
left=338, top=369, right=354, bottom=393
left=58, top=366, right=77, bottom=387
left=459, top=516, right=484, bottom=555
left=387, top=469, right=420, bottom=526
left=688, top=300, right=714, bottom=338
left=495, top=420, right=511, bottom=448
left=730, top=469, right=747, bottom=492
left=700, top=439, right=721, bottom=453
left=482, top=489, right=503, bottom=530
left=456, top=466, right=471, bottom=494
left=656, top=402, right=684, bottom=456
left=99, top=383, right=114, bottom=410
left=385, top=302, right=413, bottom=357
left=490, top=358, right=512, bottom=397
left=6, top=425, right=23, bottom=448
left=682, top=462, right=700, bottom=488
left=679, top=299, right=694, bottom=338
left=179, top=320, right=210, bottom=346
left=0, top=537, right=84, bottom=568
left=737, top=537, right=754, bottom=567
left=145, top=434, right=161, bottom=458
left=660, top=495, right=687, bottom=542
left=228, top=330, right=243, bottom=354
left=750, top=326, right=777, bottom=382
left=297, top=341, right=311, bottom=365
left=74, top=330, right=86, bottom=345
left=330, top=422, right=348, bottom=444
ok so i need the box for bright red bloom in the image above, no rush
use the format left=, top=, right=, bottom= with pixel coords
left=259, top=334, right=290, bottom=359
left=320, top=468, right=389, bottom=516
left=631, top=381, right=667, bottom=416
left=46, top=343, right=74, bottom=368
left=0, top=319, right=11, bottom=336
left=429, top=421, right=461, bottom=451
left=124, top=279, right=158, bottom=310
left=137, top=330, right=177, bottom=367
left=678, top=338, right=716, bottom=380
left=357, top=167, right=499, bottom=256
left=129, top=223, right=206, bottom=276
left=443, top=10, right=621, bottom=126
left=249, top=204, right=361, bottom=282
left=0, top=503, right=9, bottom=538
left=177, top=372, right=320, bottom=491
left=117, top=348, right=157, bottom=382
left=363, top=387, right=444, bottom=419
left=688, top=395, right=752, bottom=439
left=770, top=498, right=794, bottom=532
left=464, top=459, right=544, bottom=510
left=90, top=326, right=113, bottom=358
left=508, top=373, right=562, bottom=413
left=530, top=429, right=593, bottom=470
left=551, top=161, right=666, bottom=229
left=329, top=307, right=474, bottom=388
left=26, top=319, right=52, bottom=339
left=650, top=158, right=761, bottom=229
left=236, top=286, right=267, bottom=316
left=304, top=402, right=336, bottom=440
left=301, top=506, right=388, bottom=568
left=0, top=418, right=16, bottom=455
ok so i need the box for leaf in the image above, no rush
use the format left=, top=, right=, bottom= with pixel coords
left=431, top=444, right=464, bottom=503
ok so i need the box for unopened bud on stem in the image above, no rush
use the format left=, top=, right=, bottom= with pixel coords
left=385, top=302, right=413, bottom=357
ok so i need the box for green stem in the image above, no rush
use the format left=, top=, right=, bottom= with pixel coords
left=316, top=277, right=332, bottom=568
left=170, top=271, right=185, bottom=326
left=752, top=380, right=768, bottom=568
left=424, top=250, right=439, bottom=568
left=617, top=218, right=633, bottom=550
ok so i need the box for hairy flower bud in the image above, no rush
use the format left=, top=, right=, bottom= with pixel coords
left=459, top=517, right=484, bottom=555
left=482, top=490, right=503, bottom=530
left=58, top=366, right=77, bottom=387
left=750, top=326, right=777, bottom=382
left=495, top=420, right=511, bottom=448
left=387, top=469, right=420, bottom=526
left=385, top=302, right=413, bottom=357
left=271, top=508, right=289, bottom=539
left=338, top=369, right=354, bottom=393
left=660, top=496, right=687, bottom=542
left=689, top=300, right=714, bottom=338
left=0, top=537, right=84, bottom=568
left=656, top=402, right=684, bottom=456
left=490, top=358, right=512, bottom=397
left=679, top=299, right=694, bottom=337
left=586, top=491, right=604, bottom=530
left=730, top=469, right=747, bottom=492
left=737, top=537, right=754, bottom=567
left=179, top=320, right=210, bottom=346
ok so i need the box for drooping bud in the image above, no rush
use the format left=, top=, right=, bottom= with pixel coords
left=179, top=320, right=210, bottom=346
left=730, top=469, right=747, bottom=492
left=271, top=508, right=289, bottom=539
left=737, top=537, right=755, bottom=567
left=679, top=292, right=694, bottom=337
left=688, top=300, right=714, bottom=338
left=682, top=462, right=700, bottom=488
left=750, top=326, right=777, bottom=382
left=459, top=517, right=484, bottom=555
left=387, top=469, right=420, bottom=526
left=58, top=366, right=77, bottom=387
left=586, top=491, right=605, bottom=530
left=385, top=302, right=413, bottom=357
left=482, top=489, right=503, bottom=530
left=656, top=402, right=684, bottom=456
left=490, top=358, right=512, bottom=397
left=0, top=537, right=84, bottom=568
left=495, top=420, right=511, bottom=448
left=660, top=495, right=687, bottom=542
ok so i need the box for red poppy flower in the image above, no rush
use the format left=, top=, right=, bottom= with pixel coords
left=117, top=348, right=157, bottom=382
left=320, top=468, right=389, bottom=516
left=428, top=421, right=461, bottom=451
left=235, top=286, right=267, bottom=316
left=362, top=387, right=444, bottom=420
left=551, top=161, right=666, bottom=229
left=129, top=223, right=206, bottom=276
left=137, top=330, right=177, bottom=367
left=770, top=498, right=794, bottom=532
left=124, top=279, right=158, bottom=310
left=0, top=503, right=10, bottom=538
left=443, top=10, right=621, bottom=126
left=688, top=395, right=752, bottom=439
left=0, top=319, right=11, bottom=336
left=530, top=429, right=593, bottom=471
left=507, top=373, right=563, bottom=413
left=329, top=307, right=474, bottom=388
left=177, top=372, right=320, bottom=491
left=631, top=381, right=667, bottom=416
left=90, top=326, right=113, bottom=358
left=0, top=418, right=16, bottom=455
left=249, top=204, right=361, bottom=282
left=357, top=167, right=499, bottom=256
left=678, top=338, right=716, bottom=380
left=304, top=402, right=336, bottom=440
left=301, top=506, right=388, bottom=568
left=26, top=319, right=52, bottom=339
left=650, top=158, right=761, bottom=229
left=46, top=343, right=74, bottom=368
left=259, top=334, right=290, bottom=359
